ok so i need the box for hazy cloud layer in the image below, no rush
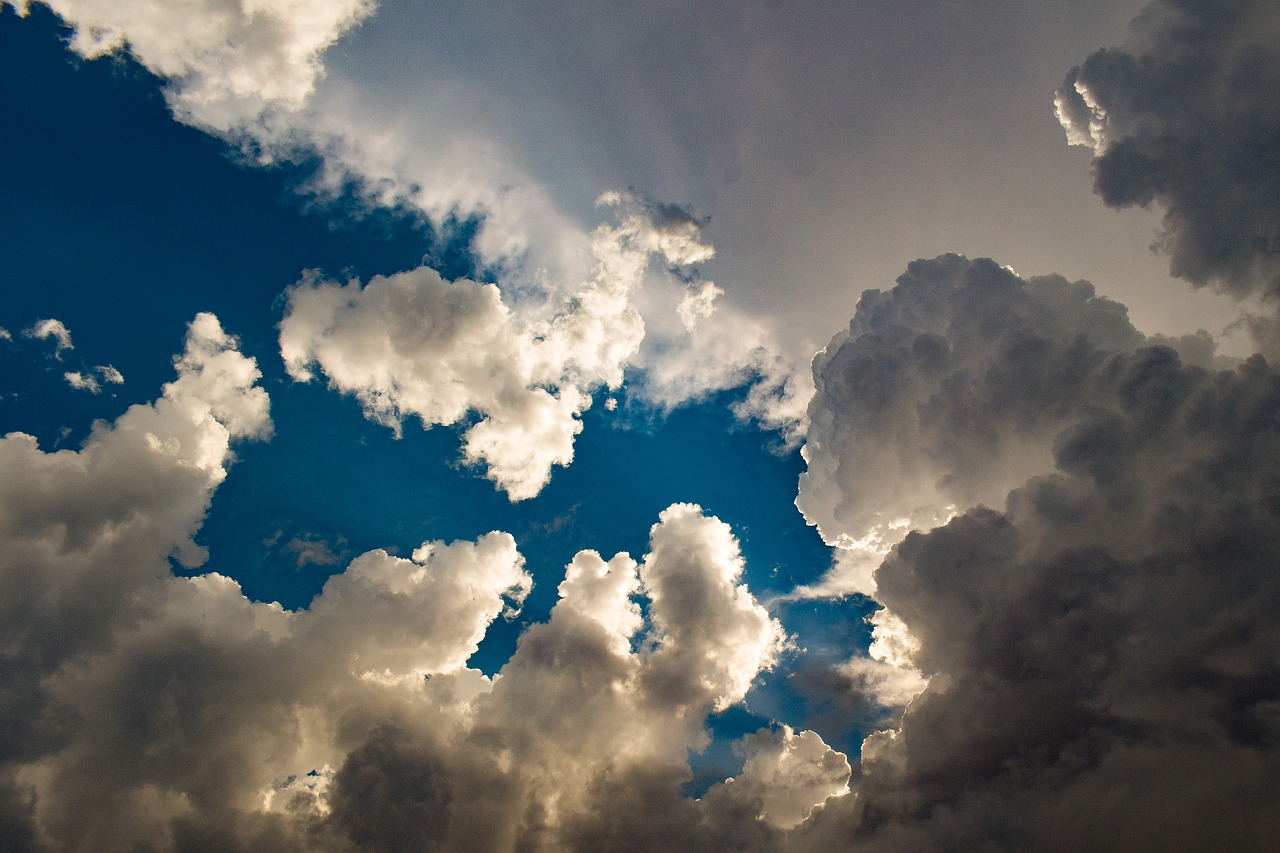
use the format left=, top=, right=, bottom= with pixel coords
left=1057, top=0, right=1280, bottom=310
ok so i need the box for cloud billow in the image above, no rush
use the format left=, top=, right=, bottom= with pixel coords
left=792, top=252, right=1280, bottom=851
left=8, top=0, right=1280, bottom=848
left=1056, top=0, right=1280, bottom=309
left=278, top=194, right=720, bottom=501
left=796, top=253, right=1217, bottom=593
left=0, top=320, right=848, bottom=850
left=795, top=346, right=1280, bottom=851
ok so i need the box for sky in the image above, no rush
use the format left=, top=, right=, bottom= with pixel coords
left=1, top=0, right=1279, bottom=850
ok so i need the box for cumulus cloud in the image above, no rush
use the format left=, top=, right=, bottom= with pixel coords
left=6, top=0, right=374, bottom=128
left=9, top=2, right=819, bottom=442
left=833, top=609, right=926, bottom=712
left=0, top=317, right=845, bottom=849
left=782, top=240, right=1280, bottom=848
left=24, top=318, right=73, bottom=358
left=279, top=193, right=717, bottom=500
left=1056, top=0, right=1280, bottom=310
left=0, top=312, right=272, bottom=844
left=796, top=253, right=1220, bottom=595
left=795, top=344, right=1280, bottom=851
left=722, top=726, right=851, bottom=830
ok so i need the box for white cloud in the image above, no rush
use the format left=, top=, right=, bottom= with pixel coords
left=279, top=194, right=718, bottom=500
left=721, top=725, right=851, bottom=830
left=835, top=609, right=927, bottom=710
left=60, top=366, right=123, bottom=394
left=0, top=318, right=833, bottom=848
left=300, top=533, right=531, bottom=677
left=63, top=370, right=99, bottom=393
left=6, top=0, right=375, bottom=127
left=640, top=503, right=787, bottom=713
left=96, top=365, right=125, bottom=385
left=24, top=317, right=73, bottom=358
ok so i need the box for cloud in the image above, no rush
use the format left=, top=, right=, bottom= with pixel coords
left=96, top=365, right=124, bottom=385
left=0, top=320, right=847, bottom=848
left=1056, top=0, right=1280, bottom=311
left=795, top=343, right=1280, bottom=851
left=62, top=371, right=98, bottom=393
left=24, top=318, right=73, bottom=358
left=721, top=725, right=851, bottom=830
left=833, top=609, right=926, bottom=711
left=796, top=253, right=1221, bottom=596
left=61, top=366, right=123, bottom=394
left=0, top=313, right=273, bottom=845
left=279, top=194, right=720, bottom=500
left=6, top=0, right=374, bottom=128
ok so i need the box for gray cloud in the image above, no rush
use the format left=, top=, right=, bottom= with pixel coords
left=1057, top=0, right=1280, bottom=312
left=803, top=359, right=1280, bottom=850
left=792, top=257, right=1280, bottom=851
left=797, top=253, right=1218, bottom=580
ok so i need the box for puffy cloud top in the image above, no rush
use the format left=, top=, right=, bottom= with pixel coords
left=0, top=320, right=841, bottom=849
left=278, top=194, right=719, bottom=500
left=798, top=253, right=1216, bottom=565
left=7, top=0, right=374, bottom=126
left=1056, top=0, right=1280, bottom=304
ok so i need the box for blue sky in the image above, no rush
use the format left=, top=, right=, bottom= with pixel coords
left=4, top=1, right=1280, bottom=850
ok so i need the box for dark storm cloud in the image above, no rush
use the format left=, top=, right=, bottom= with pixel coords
left=794, top=259, right=1280, bottom=850
left=1057, top=0, right=1280, bottom=305
left=805, top=360, right=1280, bottom=850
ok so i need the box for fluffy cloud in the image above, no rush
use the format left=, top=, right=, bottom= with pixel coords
left=797, top=253, right=1219, bottom=594
left=10, top=2, right=821, bottom=441
left=0, top=313, right=273, bottom=846
left=781, top=237, right=1280, bottom=848
left=5, top=0, right=374, bottom=127
left=1056, top=0, right=1280, bottom=309
left=722, top=726, right=851, bottom=830
left=279, top=194, right=719, bottom=500
left=0, top=319, right=846, bottom=849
